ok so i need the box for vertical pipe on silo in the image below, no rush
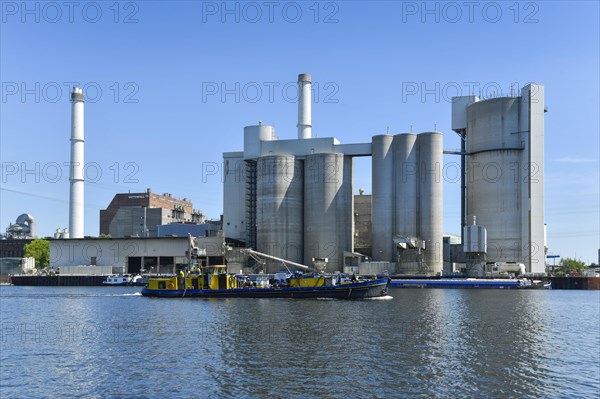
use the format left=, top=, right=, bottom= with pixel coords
left=371, top=135, right=394, bottom=261
left=418, top=132, right=443, bottom=275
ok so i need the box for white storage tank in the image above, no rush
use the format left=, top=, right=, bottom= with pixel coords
left=244, top=124, right=275, bottom=160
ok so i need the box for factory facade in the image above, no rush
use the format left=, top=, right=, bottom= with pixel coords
left=99, top=189, right=206, bottom=237
left=50, top=236, right=224, bottom=274
left=223, top=74, right=546, bottom=276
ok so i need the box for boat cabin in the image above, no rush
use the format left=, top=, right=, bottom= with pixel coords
left=146, top=266, right=238, bottom=291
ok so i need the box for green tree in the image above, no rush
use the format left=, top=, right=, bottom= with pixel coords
left=23, top=239, right=50, bottom=268
left=558, top=257, right=587, bottom=276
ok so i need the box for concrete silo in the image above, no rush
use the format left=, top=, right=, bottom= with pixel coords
left=304, top=153, right=352, bottom=272
left=393, top=133, right=418, bottom=239
left=392, top=133, right=420, bottom=273
left=466, top=97, right=522, bottom=264
left=256, top=155, right=304, bottom=269
left=454, top=84, right=545, bottom=274
left=370, top=131, right=444, bottom=275
left=371, top=135, right=394, bottom=261
left=417, top=132, right=443, bottom=274
left=223, top=124, right=276, bottom=243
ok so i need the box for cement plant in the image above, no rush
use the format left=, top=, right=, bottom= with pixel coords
left=222, top=73, right=547, bottom=277
left=1, top=73, right=558, bottom=284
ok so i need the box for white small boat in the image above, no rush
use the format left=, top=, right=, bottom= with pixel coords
left=103, top=275, right=147, bottom=286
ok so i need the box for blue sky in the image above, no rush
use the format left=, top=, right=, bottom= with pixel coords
left=1, top=1, right=598, bottom=264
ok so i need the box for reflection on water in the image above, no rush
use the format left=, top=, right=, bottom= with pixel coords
left=1, top=286, right=598, bottom=399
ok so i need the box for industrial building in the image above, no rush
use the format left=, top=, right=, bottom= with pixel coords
left=223, top=74, right=546, bottom=276
left=99, top=189, right=206, bottom=237
left=451, top=84, right=546, bottom=275
left=0, top=238, right=33, bottom=280
left=58, top=77, right=546, bottom=277
left=0, top=214, right=36, bottom=280
left=50, top=236, right=224, bottom=274
left=157, top=219, right=222, bottom=238
left=223, top=74, right=444, bottom=274
left=2, top=213, right=36, bottom=239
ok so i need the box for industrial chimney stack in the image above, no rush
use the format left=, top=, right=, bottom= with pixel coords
left=297, top=73, right=312, bottom=139
left=69, top=87, right=84, bottom=238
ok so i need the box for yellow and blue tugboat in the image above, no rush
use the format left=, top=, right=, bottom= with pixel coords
left=141, top=266, right=389, bottom=299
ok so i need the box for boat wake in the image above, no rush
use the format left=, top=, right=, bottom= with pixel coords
left=106, top=292, right=143, bottom=297
left=365, top=295, right=394, bottom=300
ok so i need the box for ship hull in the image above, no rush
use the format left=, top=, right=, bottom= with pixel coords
left=390, top=279, right=528, bottom=289
left=141, top=278, right=389, bottom=299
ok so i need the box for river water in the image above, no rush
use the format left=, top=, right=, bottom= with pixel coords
left=0, top=286, right=598, bottom=399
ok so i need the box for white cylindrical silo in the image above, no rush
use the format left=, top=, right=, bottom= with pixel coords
left=371, top=135, right=394, bottom=261
left=69, top=87, right=84, bottom=239
left=297, top=73, right=312, bottom=139
left=393, top=134, right=418, bottom=238
left=256, top=155, right=304, bottom=271
left=418, top=132, right=443, bottom=275
left=466, top=98, right=523, bottom=264
left=244, top=124, right=275, bottom=159
left=304, top=153, right=350, bottom=272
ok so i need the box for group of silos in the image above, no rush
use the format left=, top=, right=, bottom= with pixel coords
left=252, top=73, right=351, bottom=274
left=245, top=72, right=444, bottom=275
left=371, top=132, right=443, bottom=275
left=252, top=131, right=443, bottom=275
left=254, top=151, right=353, bottom=273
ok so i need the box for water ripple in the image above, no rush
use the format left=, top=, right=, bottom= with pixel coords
left=0, top=287, right=598, bottom=399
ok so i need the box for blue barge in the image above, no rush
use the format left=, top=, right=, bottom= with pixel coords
left=390, top=278, right=530, bottom=289
left=141, top=266, right=390, bottom=299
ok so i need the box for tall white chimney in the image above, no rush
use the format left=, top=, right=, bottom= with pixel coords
left=297, top=73, right=312, bottom=139
left=69, top=87, right=84, bottom=238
